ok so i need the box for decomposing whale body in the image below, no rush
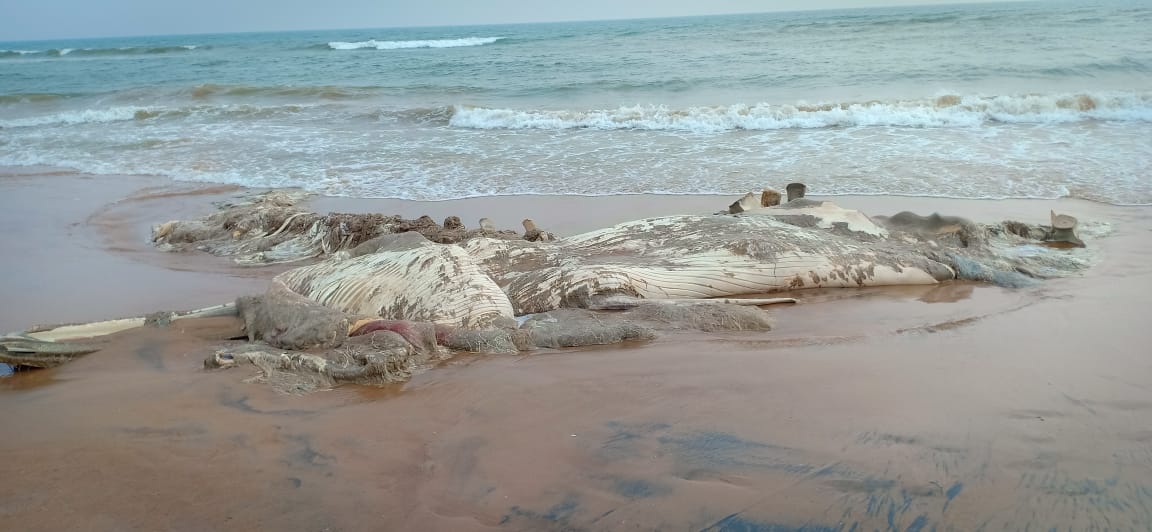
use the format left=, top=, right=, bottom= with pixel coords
left=3, top=188, right=1103, bottom=390
left=275, top=232, right=516, bottom=328
left=464, top=199, right=1100, bottom=315
left=464, top=206, right=952, bottom=315
left=145, top=190, right=1101, bottom=325
left=151, top=191, right=530, bottom=266
left=261, top=196, right=1095, bottom=321
left=260, top=199, right=929, bottom=321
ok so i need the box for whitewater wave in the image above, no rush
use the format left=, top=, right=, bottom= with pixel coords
left=0, top=45, right=200, bottom=59
left=0, top=104, right=308, bottom=128
left=0, top=49, right=40, bottom=58
left=449, top=92, right=1152, bottom=132
left=327, top=37, right=504, bottom=50
left=0, top=107, right=158, bottom=128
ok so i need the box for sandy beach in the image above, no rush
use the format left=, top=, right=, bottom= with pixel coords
left=2, top=167, right=1151, bottom=531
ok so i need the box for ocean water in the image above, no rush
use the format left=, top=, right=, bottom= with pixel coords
left=1, top=1, right=1150, bottom=204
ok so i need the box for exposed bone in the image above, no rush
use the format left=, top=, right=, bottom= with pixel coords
left=786, top=182, right=807, bottom=202
left=0, top=339, right=103, bottom=368
left=0, top=304, right=240, bottom=368
left=522, top=218, right=555, bottom=242
left=12, top=303, right=238, bottom=343
left=728, top=192, right=759, bottom=214
left=1046, top=211, right=1085, bottom=247
left=16, top=318, right=147, bottom=343
left=761, top=188, right=782, bottom=207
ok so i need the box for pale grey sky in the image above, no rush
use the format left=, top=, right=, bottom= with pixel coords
left=1, top=0, right=1012, bottom=41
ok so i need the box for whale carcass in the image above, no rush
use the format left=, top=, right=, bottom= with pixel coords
left=461, top=203, right=955, bottom=315
left=263, top=197, right=1090, bottom=324
left=4, top=190, right=1101, bottom=384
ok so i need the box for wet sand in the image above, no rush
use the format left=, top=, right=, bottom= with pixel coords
left=0, top=168, right=271, bottom=332
left=2, top=168, right=1151, bottom=530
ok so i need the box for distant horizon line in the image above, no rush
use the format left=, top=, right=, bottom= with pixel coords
left=0, top=0, right=1032, bottom=43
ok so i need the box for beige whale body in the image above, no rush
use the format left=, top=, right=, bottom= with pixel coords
left=463, top=209, right=952, bottom=315
left=276, top=203, right=954, bottom=324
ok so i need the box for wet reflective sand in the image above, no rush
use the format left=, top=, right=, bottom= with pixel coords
left=2, top=171, right=1150, bottom=531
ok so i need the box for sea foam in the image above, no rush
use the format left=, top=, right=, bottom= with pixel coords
left=0, top=106, right=156, bottom=128
left=449, top=92, right=1152, bottom=132
left=327, top=37, right=504, bottom=50
left=0, top=103, right=311, bottom=128
left=0, top=45, right=201, bottom=58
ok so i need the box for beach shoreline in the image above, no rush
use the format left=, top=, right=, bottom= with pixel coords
left=2, top=166, right=1151, bottom=530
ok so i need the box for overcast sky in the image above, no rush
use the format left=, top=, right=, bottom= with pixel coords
left=2, top=0, right=1012, bottom=41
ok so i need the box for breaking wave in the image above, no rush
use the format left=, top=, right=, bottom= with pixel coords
left=327, top=37, right=504, bottom=50
left=0, top=49, right=40, bottom=58
left=0, top=104, right=308, bottom=128
left=0, top=106, right=155, bottom=128
left=449, top=92, right=1152, bottom=132
left=0, top=45, right=201, bottom=58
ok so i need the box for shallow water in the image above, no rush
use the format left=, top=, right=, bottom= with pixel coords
left=1, top=1, right=1150, bottom=203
